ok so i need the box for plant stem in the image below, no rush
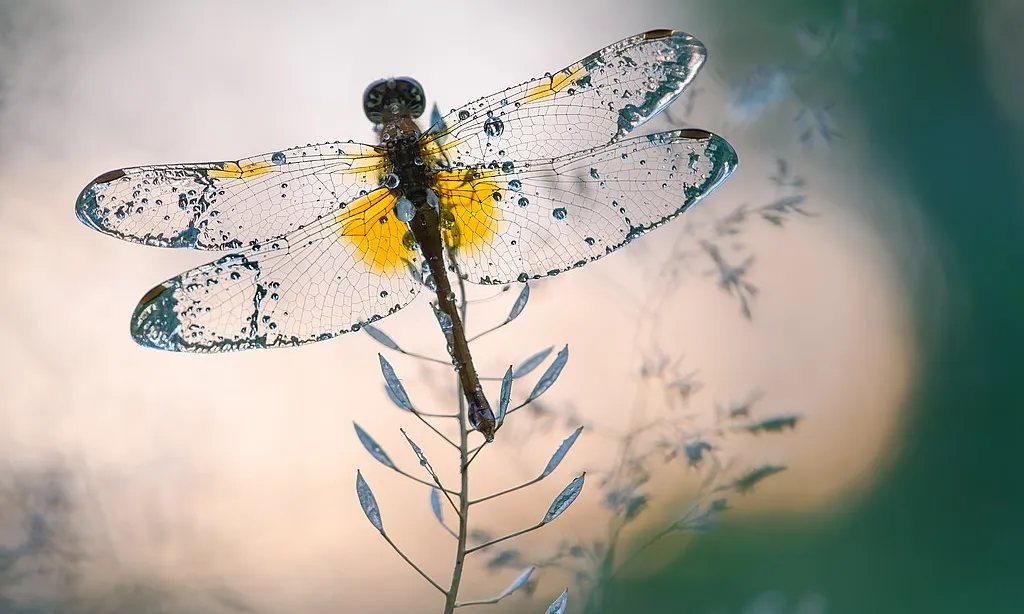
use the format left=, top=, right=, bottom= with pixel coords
left=469, top=474, right=543, bottom=506
left=464, top=521, right=544, bottom=555
left=391, top=466, right=459, bottom=495
left=442, top=392, right=471, bottom=614
left=381, top=531, right=446, bottom=595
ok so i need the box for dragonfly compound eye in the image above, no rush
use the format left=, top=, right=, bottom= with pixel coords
left=362, top=77, right=426, bottom=123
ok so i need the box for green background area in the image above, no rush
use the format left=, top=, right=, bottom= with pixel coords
left=608, top=1, right=1023, bottom=612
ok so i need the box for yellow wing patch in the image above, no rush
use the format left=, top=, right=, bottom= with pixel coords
left=335, top=169, right=504, bottom=275
left=207, top=161, right=276, bottom=179
left=336, top=189, right=413, bottom=275
left=521, top=62, right=589, bottom=104
left=433, top=168, right=504, bottom=255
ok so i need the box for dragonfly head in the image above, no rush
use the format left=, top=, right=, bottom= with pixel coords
left=363, top=77, right=426, bottom=124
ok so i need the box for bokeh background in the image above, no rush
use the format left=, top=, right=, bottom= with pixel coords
left=0, top=0, right=1020, bottom=612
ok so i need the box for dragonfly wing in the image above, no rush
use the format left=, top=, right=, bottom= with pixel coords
left=423, top=30, right=705, bottom=164
left=76, top=141, right=385, bottom=250
left=130, top=188, right=423, bottom=351
left=442, top=129, right=737, bottom=285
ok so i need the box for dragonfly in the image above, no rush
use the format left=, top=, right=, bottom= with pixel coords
left=76, top=29, right=738, bottom=440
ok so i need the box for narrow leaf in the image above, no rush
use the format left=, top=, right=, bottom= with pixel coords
left=543, top=473, right=585, bottom=524
left=353, top=422, right=395, bottom=469
left=741, top=415, right=800, bottom=434
left=513, top=346, right=553, bottom=379
left=384, top=382, right=411, bottom=412
left=429, top=102, right=446, bottom=134
left=527, top=345, right=569, bottom=402
left=378, top=354, right=413, bottom=411
left=497, top=366, right=513, bottom=425
left=504, top=283, right=530, bottom=324
left=430, top=488, right=443, bottom=523
left=732, top=464, right=786, bottom=493
left=363, top=324, right=401, bottom=351
left=401, top=429, right=437, bottom=478
left=540, top=426, right=583, bottom=477
left=545, top=589, right=568, bottom=614
left=429, top=489, right=457, bottom=538
left=355, top=471, right=383, bottom=533
left=497, top=566, right=535, bottom=600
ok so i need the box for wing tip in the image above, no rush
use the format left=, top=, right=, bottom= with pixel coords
left=130, top=282, right=184, bottom=351
left=75, top=169, right=128, bottom=232
left=705, top=133, right=740, bottom=190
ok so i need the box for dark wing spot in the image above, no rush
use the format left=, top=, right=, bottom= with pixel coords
left=92, top=168, right=127, bottom=184
left=139, top=283, right=169, bottom=305
left=678, top=128, right=712, bottom=140
left=643, top=29, right=674, bottom=40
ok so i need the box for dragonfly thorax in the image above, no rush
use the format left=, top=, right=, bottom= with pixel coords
left=383, top=132, right=434, bottom=213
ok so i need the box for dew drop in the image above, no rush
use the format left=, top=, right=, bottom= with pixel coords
left=439, top=209, right=456, bottom=230
left=394, top=196, right=415, bottom=222
left=589, top=168, right=600, bottom=179
left=483, top=116, right=504, bottom=138
left=509, top=179, right=522, bottom=192
left=501, top=161, right=515, bottom=174
left=230, top=271, right=241, bottom=280
left=458, top=110, right=470, bottom=121
left=426, top=189, right=440, bottom=211
left=402, top=231, right=418, bottom=250
left=271, top=152, right=287, bottom=165
left=380, top=290, right=389, bottom=298
left=585, top=237, right=596, bottom=246
left=382, top=173, right=400, bottom=189
left=552, top=207, right=567, bottom=220
left=517, top=196, right=529, bottom=207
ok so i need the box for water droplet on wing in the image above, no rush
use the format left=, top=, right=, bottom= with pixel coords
left=395, top=196, right=415, bottom=222
left=483, top=116, right=504, bottom=138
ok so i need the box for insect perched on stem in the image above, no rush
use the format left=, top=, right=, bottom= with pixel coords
left=76, top=29, right=737, bottom=440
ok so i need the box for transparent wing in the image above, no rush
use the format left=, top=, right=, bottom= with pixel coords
left=130, top=188, right=423, bottom=352
left=422, top=30, right=705, bottom=165
left=76, top=141, right=385, bottom=250
left=441, top=129, right=737, bottom=285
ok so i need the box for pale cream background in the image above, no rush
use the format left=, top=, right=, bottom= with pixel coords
left=0, top=1, right=926, bottom=612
